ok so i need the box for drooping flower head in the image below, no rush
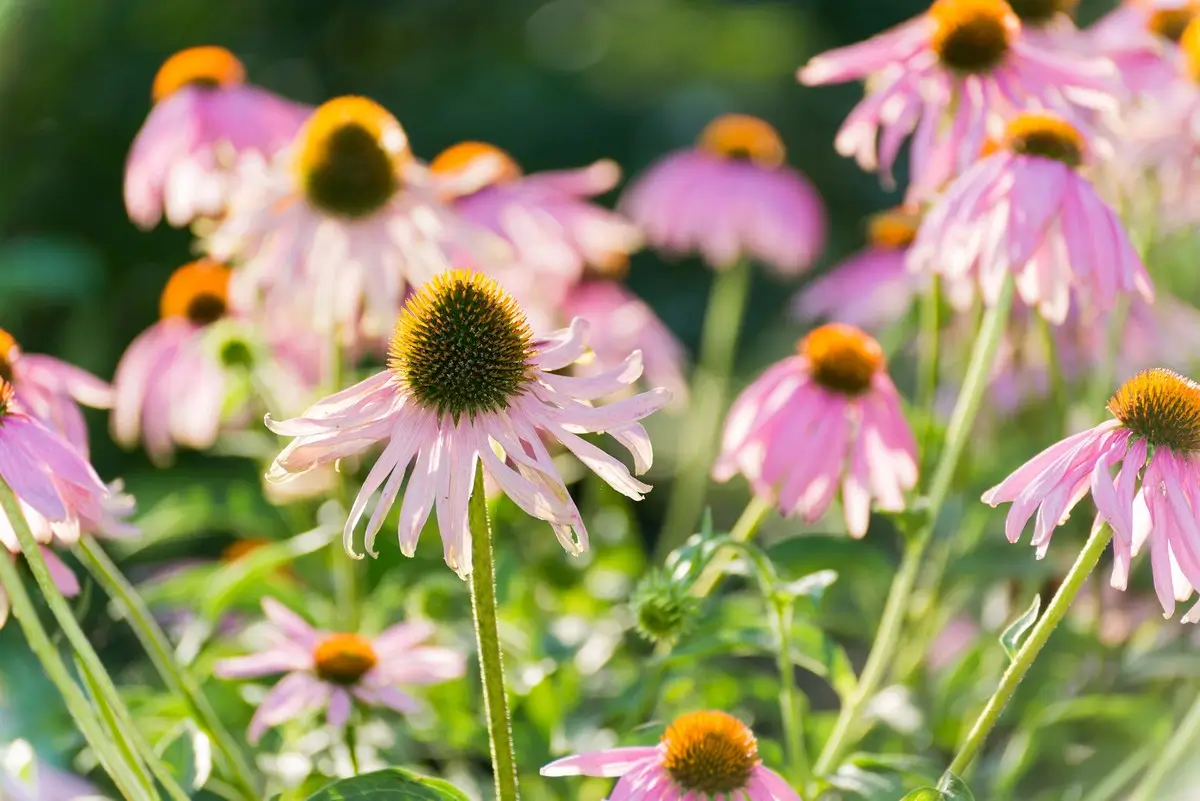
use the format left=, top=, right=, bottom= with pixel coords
left=430, top=141, right=643, bottom=317
left=0, top=329, right=112, bottom=457
left=266, top=270, right=670, bottom=574
left=561, top=280, right=689, bottom=407
left=984, top=368, right=1200, bottom=621
left=620, top=114, right=825, bottom=276
left=714, top=323, right=917, bottom=538
left=799, top=0, right=1117, bottom=199
left=542, top=710, right=801, bottom=800
left=124, top=46, right=311, bottom=230
left=907, top=112, right=1152, bottom=324
left=209, top=96, right=501, bottom=342
left=0, top=380, right=120, bottom=627
left=214, top=598, right=464, bottom=743
left=791, top=207, right=924, bottom=332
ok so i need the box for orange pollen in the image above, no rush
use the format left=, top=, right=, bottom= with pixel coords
left=151, top=46, right=245, bottom=104
left=295, top=96, right=410, bottom=219
left=1148, top=4, right=1198, bottom=42
left=1003, top=113, right=1084, bottom=167
left=313, top=633, right=378, bottom=685
left=159, top=260, right=232, bottom=326
left=1182, top=17, right=1200, bottom=80
left=0, top=329, right=18, bottom=385
left=867, top=208, right=922, bottom=250
left=429, top=141, right=523, bottom=197
left=800, top=323, right=885, bottom=396
left=929, top=0, right=1019, bottom=74
left=1108, top=368, right=1200, bottom=452
left=219, top=539, right=271, bottom=564
left=698, top=114, right=786, bottom=169
left=660, top=711, right=759, bottom=794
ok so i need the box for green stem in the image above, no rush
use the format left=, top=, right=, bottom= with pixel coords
left=948, top=523, right=1112, bottom=777
left=691, top=495, right=773, bottom=597
left=773, top=597, right=810, bottom=791
left=917, top=275, right=941, bottom=473
left=1040, top=315, right=1066, bottom=422
left=76, top=536, right=261, bottom=799
left=1128, top=687, right=1200, bottom=801
left=468, top=468, right=519, bottom=800
left=346, top=720, right=361, bottom=776
left=658, top=260, right=754, bottom=558
left=0, top=554, right=152, bottom=801
left=815, top=278, right=1015, bottom=776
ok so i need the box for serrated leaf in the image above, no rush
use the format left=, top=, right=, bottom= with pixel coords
left=936, top=771, right=976, bottom=800
left=999, top=594, right=1041, bottom=660
left=303, top=768, right=470, bottom=800
left=899, top=789, right=945, bottom=801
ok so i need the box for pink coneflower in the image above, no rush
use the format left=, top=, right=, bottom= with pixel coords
left=1090, top=0, right=1197, bottom=95
left=619, top=114, right=825, bottom=276
left=713, top=324, right=917, bottom=538
left=0, top=381, right=115, bottom=627
left=209, top=96, right=500, bottom=342
left=983, top=368, right=1200, bottom=621
left=561, top=279, right=689, bottom=406
left=429, top=141, right=643, bottom=314
left=799, top=0, right=1116, bottom=199
left=124, top=46, right=311, bottom=230
left=791, top=207, right=923, bottom=332
left=111, top=260, right=235, bottom=466
left=542, top=710, right=800, bottom=800
left=0, top=329, right=112, bottom=457
left=907, top=113, right=1153, bottom=324
left=214, top=598, right=464, bottom=744
left=265, top=270, right=670, bottom=573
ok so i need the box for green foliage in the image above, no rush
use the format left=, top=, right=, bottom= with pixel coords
left=303, top=769, right=470, bottom=800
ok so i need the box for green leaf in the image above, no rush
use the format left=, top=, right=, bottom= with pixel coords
left=779, top=569, right=838, bottom=606
left=662, top=508, right=723, bottom=582
left=936, top=771, right=976, bottom=800
left=999, top=594, right=1041, bottom=660
left=899, top=790, right=946, bottom=801
left=156, top=721, right=212, bottom=790
left=303, top=768, right=470, bottom=800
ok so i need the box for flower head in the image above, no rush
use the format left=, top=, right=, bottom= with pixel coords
left=983, top=368, right=1200, bottom=621
left=0, top=329, right=112, bottom=457
left=266, top=270, right=670, bottom=573
left=0, top=380, right=118, bottom=627
left=714, top=324, right=917, bottom=538
left=620, top=114, right=825, bottom=275
left=541, top=710, right=800, bottom=800
left=214, top=598, right=464, bottom=743
left=431, top=142, right=642, bottom=316
left=124, top=46, right=311, bottom=229
left=791, top=207, right=924, bottom=331
left=800, top=0, right=1117, bottom=198
left=907, top=113, right=1152, bottom=324
left=208, top=97, right=501, bottom=342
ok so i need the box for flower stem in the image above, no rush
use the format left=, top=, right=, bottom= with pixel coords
left=773, top=597, right=811, bottom=791
left=691, top=495, right=773, bottom=597
left=0, top=550, right=152, bottom=801
left=658, top=259, right=753, bottom=558
left=468, top=468, right=520, bottom=800
left=346, top=720, right=361, bottom=776
left=0, top=480, right=189, bottom=801
left=76, top=536, right=261, bottom=800
left=917, top=275, right=941, bottom=471
left=815, top=278, right=1015, bottom=776
left=327, top=326, right=360, bottom=632
left=1128, top=687, right=1200, bottom=801
left=948, top=523, right=1113, bottom=777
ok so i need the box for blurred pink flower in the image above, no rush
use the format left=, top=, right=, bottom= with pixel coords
left=542, top=709, right=800, bottom=800
left=124, top=46, right=310, bottom=230
left=214, top=598, right=464, bottom=744
left=430, top=141, right=643, bottom=315
left=1090, top=0, right=1195, bottom=95
left=0, top=381, right=118, bottom=627
left=208, top=96, right=503, bottom=344
left=561, top=280, right=688, bottom=407
left=0, top=330, right=112, bottom=457
left=714, top=323, right=917, bottom=538
left=620, top=114, right=825, bottom=276
left=907, top=113, right=1152, bottom=324
left=799, top=0, right=1117, bottom=199
left=266, top=271, right=670, bottom=574
left=0, top=752, right=108, bottom=801
left=791, top=207, right=923, bottom=332
left=983, top=368, right=1200, bottom=621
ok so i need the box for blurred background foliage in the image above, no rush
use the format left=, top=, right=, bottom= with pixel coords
left=4, top=0, right=1200, bottom=799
